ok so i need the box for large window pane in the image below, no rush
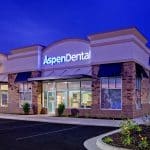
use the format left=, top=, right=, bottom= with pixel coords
left=101, top=77, right=122, bottom=110
left=69, top=91, right=80, bottom=108
left=101, top=89, right=121, bottom=109
left=56, top=82, right=67, bottom=90
left=57, top=91, right=67, bottom=107
left=47, top=82, right=55, bottom=91
left=81, top=81, right=92, bottom=90
left=19, top=82, right=32, bottom=107
left=109, top=78, right=115, bottom=89
left=81, top=91, right=92, bottom=108
left=1, top=91, right=8, bottom=106
left=116, top=78, right=121, bottom=88
left=0, top=85, right=8, bottom=91
left=101, top=78, right=108, bottom=89
left=68, top=82, right=80, bottom=90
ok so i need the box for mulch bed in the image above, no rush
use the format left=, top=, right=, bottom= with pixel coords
left=107, top=125, right=150, bottom=150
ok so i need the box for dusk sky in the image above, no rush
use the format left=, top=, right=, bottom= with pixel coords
left=0, top=0, right=150, bottom=54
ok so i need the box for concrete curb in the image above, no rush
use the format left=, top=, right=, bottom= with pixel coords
left=96, top=129, right=130, bottom=150
left=0, top=114, right=122, bottom=127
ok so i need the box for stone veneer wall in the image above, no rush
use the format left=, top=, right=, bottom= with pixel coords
left=3, top=71, right=42, bottom=114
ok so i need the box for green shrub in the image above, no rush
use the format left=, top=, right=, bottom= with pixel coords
left=22, top=102, right=30, bottom=114
left=58, top=103, right=65, bottom=116
left=103, top=137, right=113, bottom=144
left=120, top=119, right=142, bottom=146
left=138, top=136, right=149, bottom=150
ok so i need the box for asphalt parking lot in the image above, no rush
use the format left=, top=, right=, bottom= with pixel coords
left=0, top=118, right=116, bottom=150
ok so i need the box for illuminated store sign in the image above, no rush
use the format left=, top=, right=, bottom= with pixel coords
left=43, top=51, right=91, bottom=65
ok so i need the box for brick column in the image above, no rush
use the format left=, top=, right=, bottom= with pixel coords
left=122, top=62, right=136, bottom=118
left=31, top=71, right=42, bottom=114
left=8, top=73, right=21, bottom=113
left=91, top=65, right=100, bottom=117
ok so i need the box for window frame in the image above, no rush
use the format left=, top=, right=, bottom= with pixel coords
left=19, top=82, right=32, bottom=107
left=135, top=77, right=142, bottom=109
left=100, top=76, right=122, bottom=110
left=1, top=91, right=8, bottom=107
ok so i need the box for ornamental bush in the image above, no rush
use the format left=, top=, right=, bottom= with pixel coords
left=57, top=103, right=65, bottom=116
left=22, top=102, right=30, bottom=114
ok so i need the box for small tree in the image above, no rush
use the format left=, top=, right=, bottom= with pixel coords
left=22, top=102, right=30, bottom=114
left=58, top=103, right=65, bottom=116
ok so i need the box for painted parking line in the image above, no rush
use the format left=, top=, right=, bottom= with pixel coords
left=0, top=122, right=49, bottom=131
left=0, top=121, right=17, bottom=125
left=16, top=126, right=79, bottom=141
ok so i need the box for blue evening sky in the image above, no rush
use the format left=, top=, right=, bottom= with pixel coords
left=0, top=0, right=150, bottom=54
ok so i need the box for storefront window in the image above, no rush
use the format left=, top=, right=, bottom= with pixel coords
left=68, top=81, right=80, bottom=90
left=56, top=82, right=67, bottom=90
left=56, top=91, right=67, bottom=107
left=19, top=82, right=32, bottom=107
left=81, top=81, right=92, bottom=108
left=101, top=77, right=122, bottom=110
left=42, top=82, right=55, bottom=108
left=136, top=77, right=142, bottom=109
left=0, top=84, right=8, bottom=107
left=69, top=90, right=80, bottom=108
left=42, top=80, right=92, bottom=111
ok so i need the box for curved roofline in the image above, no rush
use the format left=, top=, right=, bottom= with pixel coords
left=43, top=38, right=89, bottom=52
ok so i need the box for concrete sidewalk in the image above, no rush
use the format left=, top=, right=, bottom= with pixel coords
left=0, top=113, right=146, bottom=127
left=0, top=113, right=123, bottom=127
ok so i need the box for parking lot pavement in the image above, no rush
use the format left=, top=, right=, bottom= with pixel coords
left=0, top=119, right=117, bottom=150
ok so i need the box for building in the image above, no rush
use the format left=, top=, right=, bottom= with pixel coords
left=0, top=28, right=150, bottom=118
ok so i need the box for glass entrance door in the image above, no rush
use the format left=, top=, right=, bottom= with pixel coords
left=47, top=91, right=56, bottom=114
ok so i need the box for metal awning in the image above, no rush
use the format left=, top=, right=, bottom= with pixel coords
left=98, top=63, right=122, bottom=77
left=28, top=74, right=92, bottom=81
left=15, top=72, right=32, bottom=82
left=136, top=64, right=149, bottom=78
left=29, top=67, right=92, bottom=81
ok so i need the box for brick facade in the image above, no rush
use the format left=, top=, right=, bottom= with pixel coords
left=61, top=61, right=150, bottom=119
left=0, top=62, right=150, bottom=118
left=0, top=71, right=42, bottom=114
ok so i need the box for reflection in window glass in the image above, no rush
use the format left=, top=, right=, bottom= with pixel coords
left=109, top=78, right=115, bottom=89
left=81, top=81, right=92, bottom=90
left=19, top=82, right=32, bottom=106
left=116, top=78, right=121, bottom=88
left=101, top=77, right=122, bottom=110
left=69, top=91, right=80, bottom=108
left=101, top=78, right=108, bottom=89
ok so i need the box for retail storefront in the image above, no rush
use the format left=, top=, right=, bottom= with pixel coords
left=0, top=28, right=150, bottom=118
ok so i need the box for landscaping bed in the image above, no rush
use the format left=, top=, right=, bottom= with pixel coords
left=103, top=120, right=150, bottom=150
left=108, top=125, right=150, bottom=150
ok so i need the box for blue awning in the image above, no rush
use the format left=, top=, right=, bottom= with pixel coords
left=98, top=63, right=122, bottom=77
left=136, top=64, right=149, bottom=78
left=15, top=72, right=32, bottom=82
